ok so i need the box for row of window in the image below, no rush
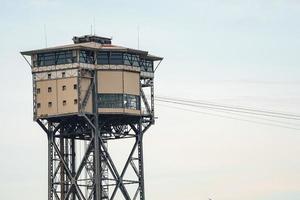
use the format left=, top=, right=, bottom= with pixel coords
left=97, top=52, right=153, bottom=71
left=36, top=51, right=76, bottom=66
left=37, top=84, right=77, bottom=94
left=37, top=99, right=78, bottom=108
left=35, top=50, right=154, bottom=72
left=98, top=94, right=140, bottom=110
left=37, top=94, right=140, bottom=110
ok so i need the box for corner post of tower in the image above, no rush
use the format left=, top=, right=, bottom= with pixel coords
left=138, top=118, right=145, bottom=200
left=47, top=121, right=54, bottom=200
left=92, top=69, right=102, bottom=200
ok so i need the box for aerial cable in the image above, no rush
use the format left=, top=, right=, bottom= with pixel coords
left=156, top=103, right=300, bottom=131
left=156, top=102, right=300, bottom=127
left=155, top=98, right=300, bottom=121
left=156, top=96, right=300, bottom=119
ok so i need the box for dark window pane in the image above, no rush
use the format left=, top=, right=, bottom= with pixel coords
left=98, top=94, right=123, bottom=108
left=132, top=55, right=139, bottom=67
left=123, top=53, right=131, bottom=65
left=37, top=51, right=73, bottom=66
left=110, top=52, right=123, bottom=65
left=97, top=52, right=109, bottom=64
left=79, top=50, right=94, bottom=64
left=98, top=94, right=140, bottom=110
left=124, top=94, right=140, bottom=109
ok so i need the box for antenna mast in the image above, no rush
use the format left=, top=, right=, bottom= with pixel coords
left=44, top=24, right=47, bottom=48
left=137, top=25, right=140, bottom=49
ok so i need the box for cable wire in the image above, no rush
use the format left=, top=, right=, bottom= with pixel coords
left=156, top=103, right=300, bottom=131
left=156, top=96, right=300, bottom=119
left=155, top=98, right=300, bottom=121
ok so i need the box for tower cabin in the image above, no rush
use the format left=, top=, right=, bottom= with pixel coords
left=21, top=35, right=162, bottom=120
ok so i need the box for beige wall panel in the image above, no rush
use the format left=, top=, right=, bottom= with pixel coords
left=124, top=109, right=141, bottom=115
left=36, top=80, right=58, bottom=116
left=123, top=71, right=140, bottom=95
left=98, top=108, right=124, bottom=114
left=97, top=71, right=123, bottom=93
left=80, top=78, right=93, bottom=113
left=98, top=108, right=141, bottom=115
left=57, top=78, right=78, bottom=114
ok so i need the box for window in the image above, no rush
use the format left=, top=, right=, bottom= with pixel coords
left=110, top=52, right=123, bottom=64
left=37, top=103, right=41, bottom=108
left=74, top=99, right=78, bottom=104
left=37, top=51, right=74, bottom=67
left=48, top=73, right=51, bottom=79
left=95, top=51, right=155, bottom=71
left=124, top=94, right=140, bottom=109
left=56, top=51, right=73, bottom=65
left=62, top=85, right=66, bottom=91
left=98, top=94, right=123, bottom=108
left=123, top=53, right=131, bottom=65
left=97, top=52, right=109, bottom=64
left=63, top=100, right=67, bottom=106
left=37, top=88, right=40, bottom=94
left=48, top=87, right=52, bottom=93
left=48, top=102, right=52, bottom=107
left=38, top=53, right=55, bottom=66
left=132, top=54, right=140, bottom=67
left=79, top=50, right=95, bottom=64
left=98, top=94, right=140, bottom=110
left=140, top=59, right=153, bottom=72
left=73, top=84, right=77, bottom=90
left=62, top=72, right=66, bottom=78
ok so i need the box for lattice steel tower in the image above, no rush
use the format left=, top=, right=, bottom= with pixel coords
left=21, top=35, right=162, bottom=200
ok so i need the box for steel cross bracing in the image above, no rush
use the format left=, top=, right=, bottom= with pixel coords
left=37, top=116, right=152, bottom=200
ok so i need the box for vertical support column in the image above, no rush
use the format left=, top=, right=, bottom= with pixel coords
left=48, top=122, right=54, bottom=200
left=150, top=78, right=155, bottom=124
left=94, top=127, right=102, bottom=200
left=77, top=68, right=82, bottom=113
left=101, top=140, right=109, bottom=200
left=71, top=138, right=76, bottom=200
left=60, top=137, right=65, bottom=200
left=32, top=73, right=37, bottom=120
left=138, top=120, right=145, bottom=200
left=92, top=70, right=102, bottom=200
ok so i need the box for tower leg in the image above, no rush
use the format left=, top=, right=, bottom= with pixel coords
left=138, top=121, right=145, bottom=200
left=71, top=138, right=76, bottom=200
left=60, top=137, right=65, bottom=200
left=94, top=127, right=102, bottom=200
left=48, top=123, right=54, bottom=200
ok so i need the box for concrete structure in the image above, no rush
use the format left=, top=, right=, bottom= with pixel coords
left=21, top=35, right=162, bottom=200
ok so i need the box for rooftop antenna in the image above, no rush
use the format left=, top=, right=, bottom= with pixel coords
left=137, top=25, right=140, bottom=49
left=44, top=24, right=48, bottom=48
left=90, top=24, right=93, bottom=35
left=93, top=17, right=96, bottom=35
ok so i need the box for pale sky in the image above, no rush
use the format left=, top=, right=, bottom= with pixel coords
left=1, top=0, right=300, bottom=199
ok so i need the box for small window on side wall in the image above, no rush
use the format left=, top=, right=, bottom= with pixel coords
left=37, top=88, right=40, bottom=94
left=63, top=100, right=67, bottom=106
left=74, top=99, right=78, bottom=104
left=73, top=84, right=77, bottom=90
left=62, top=72, right=66, bottom=78
left=48, top=73, right=51, bottom=79
left=48, top=87, right=52, bottom=93
left=37, top=103, right=41, bottom=108
left=48, top=102, right=52, bottom=107
left=62, top=85, right=66, bottom=91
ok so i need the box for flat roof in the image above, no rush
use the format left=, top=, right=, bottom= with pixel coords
left=21, top=42, right=163, bottom=61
